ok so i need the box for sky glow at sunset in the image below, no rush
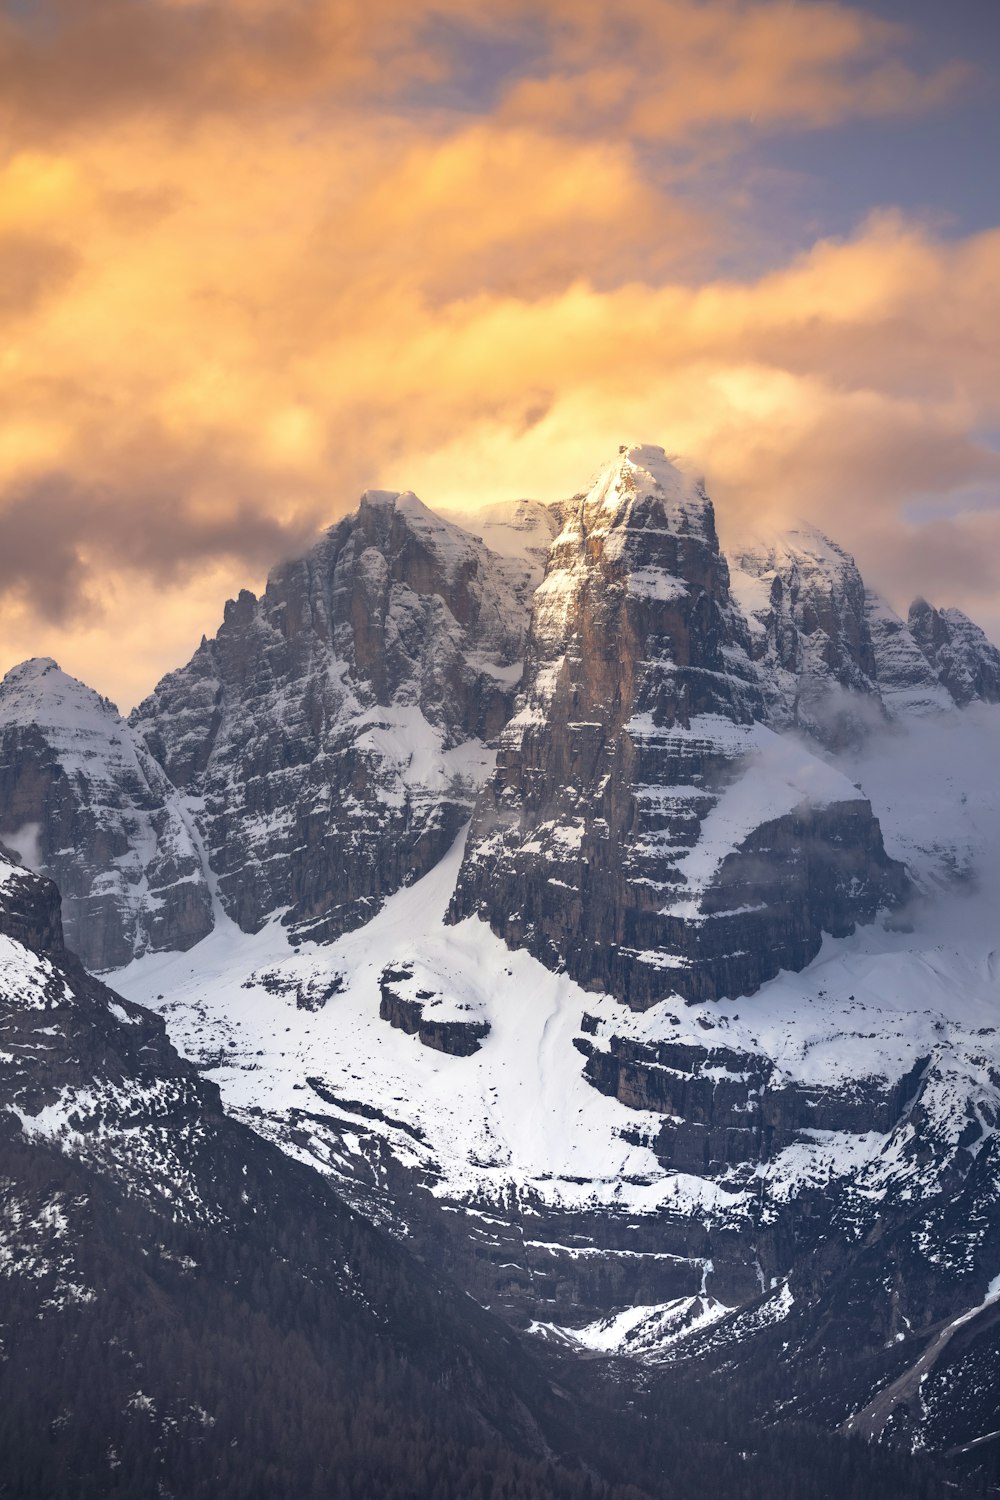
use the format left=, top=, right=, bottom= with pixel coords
left=0, top=0, right=997, bottom=706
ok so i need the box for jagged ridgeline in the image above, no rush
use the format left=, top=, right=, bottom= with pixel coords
left=0, top=444, right=994, bottom=995
left=449, top=445, right=908, bottom=1005
left=2, top=440, right=1000, bottom=1493
left=128, top=491, right=558, bottom=943
left=0, top=659, right=213, bottom=970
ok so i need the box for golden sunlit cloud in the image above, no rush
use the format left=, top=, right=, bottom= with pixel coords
left=0, top=0, right=994, bottom=708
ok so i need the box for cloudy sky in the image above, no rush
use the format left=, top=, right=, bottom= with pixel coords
left=0, top=0, right=998, bottom=707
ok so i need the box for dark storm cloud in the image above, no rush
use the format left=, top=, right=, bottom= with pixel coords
left=0, top=470, right=323, bottom=623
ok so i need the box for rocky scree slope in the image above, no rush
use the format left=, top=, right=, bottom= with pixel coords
left=450, top=445, right=907, bottom=1006
left=131, top=491, right=552, bottom=942
left=0, top=658, right=212, bottom=971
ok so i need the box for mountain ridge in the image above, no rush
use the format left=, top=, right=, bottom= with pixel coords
left=3, top=439, right=1000, bottom=1486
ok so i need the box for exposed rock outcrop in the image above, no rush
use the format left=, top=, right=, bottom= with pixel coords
left=580, top=1033, right=929, bottom=1175
left=132, top=492, right=537, bottom=942
left=907, top=598, right=1000, bottom=707
left=864, top=591, right=956, bottom=718
left=728, top=526, right=884, bottom=747
left=379, top=963, right=490, bottom=1055
left=450, top=446, right=906, bottom=1007
left=0, top=842, right=64, bottom=954
left=0, top=659, right=213, bottom=971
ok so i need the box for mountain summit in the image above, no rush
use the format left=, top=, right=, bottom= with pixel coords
left=0, top=656, right=212, bottom=969
left=449, top=446, right=906, bottom=1005
left=4, top=442, right=1000, bottom=1484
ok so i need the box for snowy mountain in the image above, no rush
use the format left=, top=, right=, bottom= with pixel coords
left=908, top=596, right=1000, bottom=707
left=0, top=846, right=935, bottom=1497
left=451, top=447, right=905, bottom=1005
left=0, top=658, right=212, bottom=969
left=130, top=490, right=538, bottom=942
left=114, top=691, right=1000, bottom=1470
left=729, top=525, right=883, bottom=746
left=864, top=590, right=956, bottom=718
left=4, top=441, right=1000, bottom=1488
left=730, top=524, right=1000, bottom=737
left=0, top=845, right=630, bottom=1497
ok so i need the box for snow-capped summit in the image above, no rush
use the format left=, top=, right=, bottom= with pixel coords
left=575, top=443, right=717, bottom=545
left=0, top=658, right=212, bottom=970
left=863, top=590, right=956, bottom=718
left=0, top=656, right=119, bottom=726
left=8, top=441, right=1000, bottom=1480
left=729, top=527, right=1000, bottom=742
left=451, top=457, right=905, bottom=1007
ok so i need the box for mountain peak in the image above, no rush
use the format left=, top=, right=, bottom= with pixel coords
left=0, top=657, right=121, bottom=730
left=589, top=441, right=703, bottom=510
left=908, top=596, right=1000, bottom=706
left=0, top=656, right=213, bottom=969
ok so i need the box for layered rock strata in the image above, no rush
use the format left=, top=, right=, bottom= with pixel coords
left=579, top=1033, right=929, bottom=1174
left=450, top=446, right=906, bottom=1006
left=379, top=963, right=491, bottom=1056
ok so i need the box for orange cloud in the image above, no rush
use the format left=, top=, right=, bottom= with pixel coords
left=0, top=0, right=993, bottom=707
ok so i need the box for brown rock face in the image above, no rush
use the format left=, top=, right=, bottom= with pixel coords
left=449, top=446, right=906, bottom=1007
left=132, top=491, right=547, bottom=941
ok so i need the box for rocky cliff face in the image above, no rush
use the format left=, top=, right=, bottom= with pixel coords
left=908, top=597, right=1000, bottom=707
left=728, top=527, right=1000, bottom=737
left=449, top=446, right=906, bottom=1006
left=0, top=659, right=213, bottom=971
left=131, top=491, right=538, bottom=941
left=728, top=526, right=884, bottom=747
left=863, top=590, right=956, bottom=718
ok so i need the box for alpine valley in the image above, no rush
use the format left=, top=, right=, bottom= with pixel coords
left=3, top=443, right=1000, bottom=1498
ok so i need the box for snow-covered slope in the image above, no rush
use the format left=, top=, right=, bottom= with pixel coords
left=0, top=842, right=621, bottom=1500
left=113, top=699, right=1000, bottom=1455
left=0, top=658, right=212, bottom=970
left=441, top=497, right=563, bottom=595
